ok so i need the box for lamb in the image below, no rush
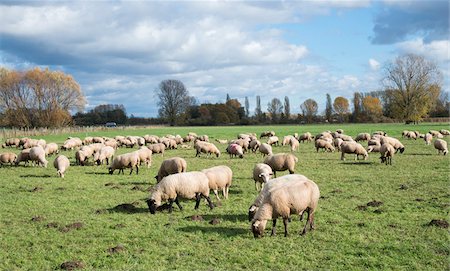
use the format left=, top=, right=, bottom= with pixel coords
left=15, top=148, right=32, bottom=166
left=434, top=139, right=448, bottom=155
left=289, top=137, right=299, bottom=152
left=94, top=146, right=115, bottom=165
left=340, top=142, right=368, bottom=161
left=252, top=163, right=273, bottom=191
left=135, top=147, right=153, bottom=168
left=0, top=152, right=17, bottom=166
left=156, top=157, right=187, bottom=183
left=355, top=133, right=371, bottom=142
left=298, top=132, right=313, bottom=143
left=263, top=153, right=298, bottom=177
left=380, top=136, right=405, bottom=153
left=108, top=152, right=140, bottom=175
left=259, top=143, right=273, bottom=157
left=201, top=165, right=233, bottom=201
left=53, top=155, right=70, bottom=178
left=267, top=136, right=279, bottom=146
left=424, top=133, right=433, bottom=145
left=146, top=171, right=214, bottom=214
left=44, top=143, right=59, bottom=156
left=315, top=139, right=335, bottom=152
left=226, top=143, right=244, bottom=158
left=250, top=174, right=320, bottom=238
left=195, top=141, right=221, bottom=157
left=379, top=143, right=395, bottom=165
left=29, top=146, right=48, bottom=167
left=148, top=143, right=165, bottom=157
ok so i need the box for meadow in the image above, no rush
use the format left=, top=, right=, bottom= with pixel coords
left=0, top=123, right=448, bottom=270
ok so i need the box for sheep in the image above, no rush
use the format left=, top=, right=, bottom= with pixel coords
left=92, top=137, right=105, bottom=144
left=429, top=130, right=441, bottom=137
left=260, top=131, right=275, bottom=138
left=379, top=143, right=395, bottom=165
left=316, top=131, right=333, bottom=141
left=250, top=174, right=320, bottom=238
left=315, top=139, right=335, bottom=152
left=201, top=165, right=233, bottom=201
left=215, top=139, right=229, bottom=144
left=289, top=137, right=299, bottom=152
left=282, top=136, right=295, bottom=146
left=148, top=143, right=165, bottom=157
left=44, top=143, right=59, bottom=156
left=104, top=139, right=118, bottom=149
left=337, top=134, right=354, bottom=142
left=15, top=148, right=32, bottom=166
left=0, top=152, right=17, bottom=166
left=88, top=143, right=104, bottom=153
left=144, top=135, right=159, bottom=144
left=373, top=131, right=387, bottom=136
left=249, top=139, right=261, bottom=153
left=61, top=138, right=82, bottom=151
left=424, top=133, right=433, bottom=145
left=4, top=138, right=20, bottom=148
left=146, top=171, right=214, bottom=214
left=54, top=155, right=70, bottom=178
left=135, top=147, right=153, bottom=168
left=299, top=132, right=313, bottom=143
left=259, top=143, right=273, bottom=157
left=434, top=139, right=448, bottom=155
left=197, top=135, right=209, bottom=142
left=263, top=153, right=298, bottom=177
left=156, top=157, right=187, bottom=183
left=380, top=136, right=405, bottom=154
left=252, top=163, right=273, bottom=191
left=23, top=138, right=46, bottom=149
left=405, top=131, right=417, bottom=140
left=355, top=133, right=371, bottom=142
left=440, top=129, right=450, bottom=136
left=29, top=146, right=48, bottom=167
left=226, top=143, right=244, bottom=158
left=340, top=142, right=368, bottom=161
left=108, top=152, right=140, bottom=175
left=267, top=136, right=279, bottom=146
left=333, top=138, right=344, bottom=152
left=75, top=146, right=93, bottom=166
left=195, top=141, right=221, bottom=157
left=83, top=137, right=94, bottom=145
left=336, top=129, right=344, bottom=134
left=229, top=139, right=250, bottom=153
left=94, top=146, right=115, bottom=165
left=366, top=144, right=381, bottom=153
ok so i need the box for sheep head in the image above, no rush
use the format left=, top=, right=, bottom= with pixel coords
left=251, top=220, right=266, bottom=238
left=146, top=199, right=157, bottom=214
left=248, top=205, right=257, bottom=221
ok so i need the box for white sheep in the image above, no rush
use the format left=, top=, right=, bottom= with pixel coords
left=340, top=142, right=368, bottom=161
left=267, top=136, right=279, bottom=146
left=355, top=133, right=371, bottom=142
left=29, top=146, right=48, bottom=167
left=380, top=136, right=405, bottom=154
left=289, top=137, right=299, bottom=152
left=260, top=131, right=275, bottom=138
left=259, top=143, right=273, bottom=157
left=146, top=171, right=214, bottom=214
left=333, top=138, right=344, bottom=152
left=54, top=155, right=70, bottom=178
left=440, top=129, right=450, bottom=136
left=226, top=143, right=244, bottom=158
left=94, top=146, right=115, bottom=165
left=201, top=165, right=233, bottom=201
left=156, top=157, right=187, bottom=183
left=380, top=143, right=395, bottom=165
left=44, top=143, right=59, bottom=156
left=252, top=163, right=273, bottom=191
left=424, top=133, right=433, bottom=145
left=15, top=148, right=32, bottom=166
left=136, top=147, right=153, bottom=168
left=76, top=146, right=93, bottom=166
left=298, top=132, right=313, bottom=143
left=282, top=136, right=294, bottom=146
left=250, top=174, right=320, bottom=238
left=315, top=139, right=335, bottom=152
left=249, top=139, right=261, bottom=153
left=195, top=141, right=221, bottom=158
left=263, top=153, right=298, bottom=177
left=108, top=152, right=140, bottom=175
left=434, top=139, right=448, bottom=155
left=148, top=143, right=165, bottom=157
left=0, top=152, right=17, bottom=166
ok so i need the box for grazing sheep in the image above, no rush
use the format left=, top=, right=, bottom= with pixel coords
left=53, top=155, right=70, bottom=178
left=146, top=171, right=214, bottom=214
left=289, top=137, right=299, bottom=152
left=440, top=129, right=450, bottom=136
left=260, top=131, right=275, bottom=139
left=337, top=134, right=354, bottom=142
left=252, top=163, right=273, bottom=191
left=405, top=131, right=417, bottom=140
left=197, top=135, right=209, bottom=142
left=251, top=174, right=320, bottom=238
left=333, top=138, right=344, bottom=152
left=249, top=139, right=261, bottom=153
left=148, top=143, right=165, bottom=157
left=267, top=136, right=279, bottom=146
left=336, top=129, right=344, bottom=134
left=282, top=136, right=295, bottom=146
left=424, top=133, right=433, bottom=145
left=61, top=138, right=82, bottom=151
left=299, top=132, right=313, bottom=143
left=340, top=142, right=368, bottom=161
left=136, top=147, right=153, bottom=168
left=380, top=136, right=405, bottom=154
left=88, top=143, right=104, bottom=153
left=15, top=148, right=32, bottom=166
left=75, top=146, right=93, bottom=166
left=379, top=143, right=395, bottom=165
left=0, top=152, right=17, bottom=165
left=434, top=139, right=448, bottom=155
left=156, top=157, right=187, bottom=183
left=367, top=145, right=381, bottom=153
left=315, top=139, right=335, bottom=152
left=44, top=143, right=59, bottom=156
left=202, top=165, right=233, bottom=201
left=264, top=153, right=298, bottom=177
left=195, top=141, right=221, bottom=157
left=104, top=139, right=118, bottom=149
left=373, top=131, right=387, bottom=136
left=29, top=146, right=48, bottom=167
left=355, top=133, right=371, bottom=142
left=83, top=137, right=94, bottom=145
left=108, top=152, right=140, bottom=175
left=226, top=143, right=244, bottom=158
left=4, top=138, right=20, bottom=148
left=94, top=146, right=115, bottom=165
left=429, top=130, right=441, bottom=137
left=259, top=143, right=273, bottom=157
left=229, top=139, right=250, bottom=153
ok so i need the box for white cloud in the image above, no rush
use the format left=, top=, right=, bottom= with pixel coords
left=369, top=58, right=380, bottom=71
left=396, top=38, right=450, bottom=63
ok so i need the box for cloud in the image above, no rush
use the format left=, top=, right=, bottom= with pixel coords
left=396, top=38, right=450, bottom=63
left=369, top=58, right=380, bottom=71
left=371, top=0, right=449, bottom=44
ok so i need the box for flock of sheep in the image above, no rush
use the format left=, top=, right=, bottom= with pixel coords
left=0, top=127, right=449, bottom=238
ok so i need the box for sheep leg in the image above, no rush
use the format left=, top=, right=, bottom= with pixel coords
left=283, top=218, right=289, bottom=237
left=167, top=199, right=174, bottom=213
left=271, top=219, right=277, bottom=236
left=309, top=212, right=315, bottom=230
left=174, top=197, right=183, bottom=211
left=301, top=209, right=311, bottom=235
left=214, top=190, right=221, bottom=202
left=194, top=193, right=201, bottom=209
left=135, top=165, right=139, bottom=175
left=202, top=194, right=215, bottom=210
left=225, top=186, right=229, bottom=199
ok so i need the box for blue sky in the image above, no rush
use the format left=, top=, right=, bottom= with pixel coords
left=1, top=0, right=448, bottom=117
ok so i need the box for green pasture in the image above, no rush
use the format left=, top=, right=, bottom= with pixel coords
left=0, top=123, right=449, bottom=270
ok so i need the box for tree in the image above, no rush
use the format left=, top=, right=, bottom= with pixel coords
left=333, top=96, right=349, bottom=123
left=284, top=96, right=291, bottom=120
left=0, top=67, right=86, bottom=128
left=157, top=79, right=191, bottom=126
left=267, top=98, right=283, bottom=122
left=226, top=93, right=231, bottom=102
left=255, top=95, right=262, bottom=120
left=362, top=96, right=383, bottom=122
left=352, top=92, right=362, bottom=122
left=300, top=99, right=318, bottom=123
left=383, top=54, right=442, bottom=123
left=245, top=96, right=250, bottom=117
left=325, top=93, right=333, bottom=122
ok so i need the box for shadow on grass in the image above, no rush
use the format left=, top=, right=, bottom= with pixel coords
left=199, top=213, right=248, bottom=222
left=106, top=203, right=149, bottom=214
left=178, top=226, right=248, bottom=237
left=20, top=174, right=52, bottom=178
left=85, top=171, right=109, bottom=175
left=118, top=181, right=152, bottom=186
left=341, top=161, right=374, bottom=165
left=405, top=153, right=432, bottom=156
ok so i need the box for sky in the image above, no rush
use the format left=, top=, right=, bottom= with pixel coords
left=0, top=0, right=448, bottom=117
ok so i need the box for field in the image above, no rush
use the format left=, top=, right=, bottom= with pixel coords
left=0, top=123, right=449, bottom=270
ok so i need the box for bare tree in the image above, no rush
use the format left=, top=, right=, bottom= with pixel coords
left=255, top=95, right=262, bottom=120
left=245, top=96, right=250, bottom=117
left=267, top=98, right=283, bottom=122
left=284, top=96, right=290, bottom=120
left=300, top=98, right=318, bottom=123
left=157, top=79, right=191, bottom=126
left=383, top=54, right=442, bottom=123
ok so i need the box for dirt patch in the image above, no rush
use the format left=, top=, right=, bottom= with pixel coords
left=46, top=222, right=59, bottom=228
left=104, top=182, right=115, bottom=186
left=59, top=222, right=84, bottom=233
left=107, top=244, right=125, bottom=254
left=373, top=209, right=384, bottom=214
left=399, top=184, right=408, bottom=190
left=209, top=218, right=220, bottom=225
left=356, top=205, right=367, bottom=211
left=30, top=186, right=43, bottom=192
left=428, top=219, right=449, bottom=229
left=60, top=260, right=84, bottom=270
left=31, top=216, right=44, bottom=222
left=189, top=215, right=204, bottom=221
left=415, top=198, right=424, bottom=202
left=367, top=200, right=383, bottom=207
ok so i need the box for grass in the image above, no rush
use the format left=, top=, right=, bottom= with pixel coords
left=0, top=123, right=449, bottom=270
